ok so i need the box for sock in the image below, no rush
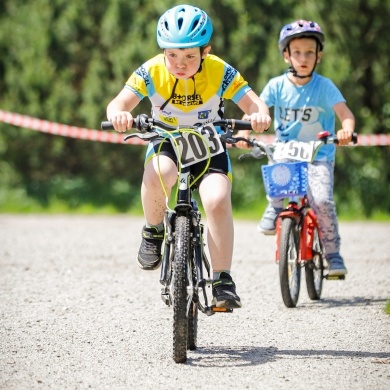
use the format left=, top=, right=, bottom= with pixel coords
left=146, top=222, right=164, bottom=232
left=213, top=270, right=231, bottom=280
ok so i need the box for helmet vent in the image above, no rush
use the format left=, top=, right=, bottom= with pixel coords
left=191, top=20, right=199, bottom=32
left=178, top=18, right=183, bottom=30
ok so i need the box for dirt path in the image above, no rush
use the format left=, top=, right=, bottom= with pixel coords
left=0, top=215, right=389, bottom=389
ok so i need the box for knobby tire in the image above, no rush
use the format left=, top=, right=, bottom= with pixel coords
left=173, top=215, right=191, bottom=363
left=187, top=300, right=198, bottom=350
left=279, top=217, right=301, bottom=308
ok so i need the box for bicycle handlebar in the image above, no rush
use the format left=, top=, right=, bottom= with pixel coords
left=317, top=130, right=358, bottom=145
left=237, top=131, right=358, bottom=163
left=101, top=115, right=253, bottom=132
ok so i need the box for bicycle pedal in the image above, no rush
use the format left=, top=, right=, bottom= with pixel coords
left=211, top=306, right=233, bottom=313
left=324, top=274, right=345, bottom=280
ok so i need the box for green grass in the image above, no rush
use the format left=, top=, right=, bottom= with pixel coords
left=385, top=300, right=390, bottom=315
left=1, top=188, right=390, bottom=221
left=1, top=199, right=390, bottom=221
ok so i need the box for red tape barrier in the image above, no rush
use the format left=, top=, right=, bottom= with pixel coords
left=0, top=110, right=146, bottom=145
left=1, top=109, right=389, bottom=146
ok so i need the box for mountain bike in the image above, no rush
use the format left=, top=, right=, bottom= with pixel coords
left=237, top=131, right=357, bottom=308
left=101, top=114, right=252, bottom=363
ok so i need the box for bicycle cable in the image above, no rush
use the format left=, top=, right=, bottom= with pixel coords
left=152, top=126, right=211, bottom=213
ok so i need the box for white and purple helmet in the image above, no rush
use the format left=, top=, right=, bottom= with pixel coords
left=278, top=20, right=325, bottom=53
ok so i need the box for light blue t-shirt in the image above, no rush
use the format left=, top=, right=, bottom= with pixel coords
left=260, top=72, right=346, bottom=161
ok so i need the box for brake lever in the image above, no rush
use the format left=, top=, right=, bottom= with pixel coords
left=251, top=145, right=267, bottom=159
left=220, top=128, right=236, bottom=144
left=233, top=136, right=254, bottom=146
left=238, top=153, right=252, bottom=161
left=237, top=144, right=266, bottom=161
left=124, top=132, right=160, bottom=142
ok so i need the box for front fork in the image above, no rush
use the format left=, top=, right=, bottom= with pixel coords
left=276, top=202, right=317, bottom=262
left=160, top=210, right=176, bottom=306
left=275, top=203, right=318, bottom=264
left=159, top=199, right=214, bottom=312
left=160, top=198, right=226, bottom=315
left=300, top=209, right=318, bottom=261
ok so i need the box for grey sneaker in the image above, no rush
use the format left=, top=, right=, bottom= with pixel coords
left=257, top=204, right=283, bottom=235
left=327, top=254, right=348, bottom=276
left=212, top=272, right=242, bottom=309
left=137, top=226, right=164, bottom=270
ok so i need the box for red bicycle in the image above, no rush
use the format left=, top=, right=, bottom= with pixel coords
left=238, top=132, right=357, bottom=307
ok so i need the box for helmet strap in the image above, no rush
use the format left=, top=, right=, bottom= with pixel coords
left=160, top=78, right=179, bottom=111
left=288, top=66, right=313, bottom=79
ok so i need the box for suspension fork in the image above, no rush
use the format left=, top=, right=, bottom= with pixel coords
left=191, top=204, right=210, bottom=302
left=160, top=167, right=193, bottom=297
left=160, top=210, right=175, bottom=287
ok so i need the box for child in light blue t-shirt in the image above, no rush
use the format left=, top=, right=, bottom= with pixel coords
left=241, top=20, right=355, bottom=276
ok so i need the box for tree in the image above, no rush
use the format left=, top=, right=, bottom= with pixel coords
left=0, top=0, right=389, bottom=217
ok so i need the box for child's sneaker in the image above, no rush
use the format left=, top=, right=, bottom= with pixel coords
left=212, top=272, right=242, bottom=309
left=137, top=226, right=164, bottom=270
left=257, top=204, right=283, bottom=235
left=327, top=254, right=348, bottom=276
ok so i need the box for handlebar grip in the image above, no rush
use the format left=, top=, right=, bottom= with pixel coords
left=101, top=121, right=114, bottom=130
left=228, top=119, right=253, bottom=130
left=334, top=132, right=359, bottom=145
left=100, top=117, right=146, bottom=131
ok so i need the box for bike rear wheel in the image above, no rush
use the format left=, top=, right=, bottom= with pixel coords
left=173, top=215, right=191, bottom=363
left=279, top=217, right=301, bottom=308
left=305, top=225, right=324, bottom=300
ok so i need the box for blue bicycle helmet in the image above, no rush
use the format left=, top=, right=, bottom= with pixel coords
left=278, top=20, right=325, bottom=54
left=157, top=5, right=213, bottom=49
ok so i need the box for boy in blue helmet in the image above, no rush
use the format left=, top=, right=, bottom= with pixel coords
left=107, top=4, right=271, bottom=308
left=242, top=20, right=355, bottom=276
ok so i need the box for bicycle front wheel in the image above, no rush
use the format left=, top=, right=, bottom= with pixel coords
left=279, top=217, right=301, bottom=308
left=187, top=300, right=198, bottom=351
left=305, top=225, right=324, bottom=300
left=173, top=215, right=191, bottom=363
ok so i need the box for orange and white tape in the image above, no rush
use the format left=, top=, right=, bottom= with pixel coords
left=354, top=134, right=390, bottom=146
left=1, top=109, right=389, bottom=146
left=0, top=110, right=146, bottom=145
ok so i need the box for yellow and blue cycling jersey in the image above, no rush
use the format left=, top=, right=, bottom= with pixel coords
left=125, top=53, right=251, bottom=127
left=124, top=53, right=252, bottom=181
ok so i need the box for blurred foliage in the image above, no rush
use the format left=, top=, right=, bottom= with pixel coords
left=0, top=0, right=389, bottom=218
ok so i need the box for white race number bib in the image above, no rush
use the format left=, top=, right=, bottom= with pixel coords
left=170, top=124, right=224, bottom=167
left=273, top=140, right=323, bottom=162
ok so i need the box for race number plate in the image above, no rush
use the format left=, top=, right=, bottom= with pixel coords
left=170, top=124, right=224, bottom=168
left=273, top=140, right=323, bottom=162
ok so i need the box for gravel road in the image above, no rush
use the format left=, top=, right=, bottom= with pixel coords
left=1, top=215, right=389, bottom=390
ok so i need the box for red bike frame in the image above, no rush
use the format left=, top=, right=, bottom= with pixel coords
left=275, top=196, right=321, bottom=263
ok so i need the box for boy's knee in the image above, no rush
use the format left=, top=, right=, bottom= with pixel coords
left=314, top=198, right=336, bottom=215
left=202, top=192, right=230, bottom=213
